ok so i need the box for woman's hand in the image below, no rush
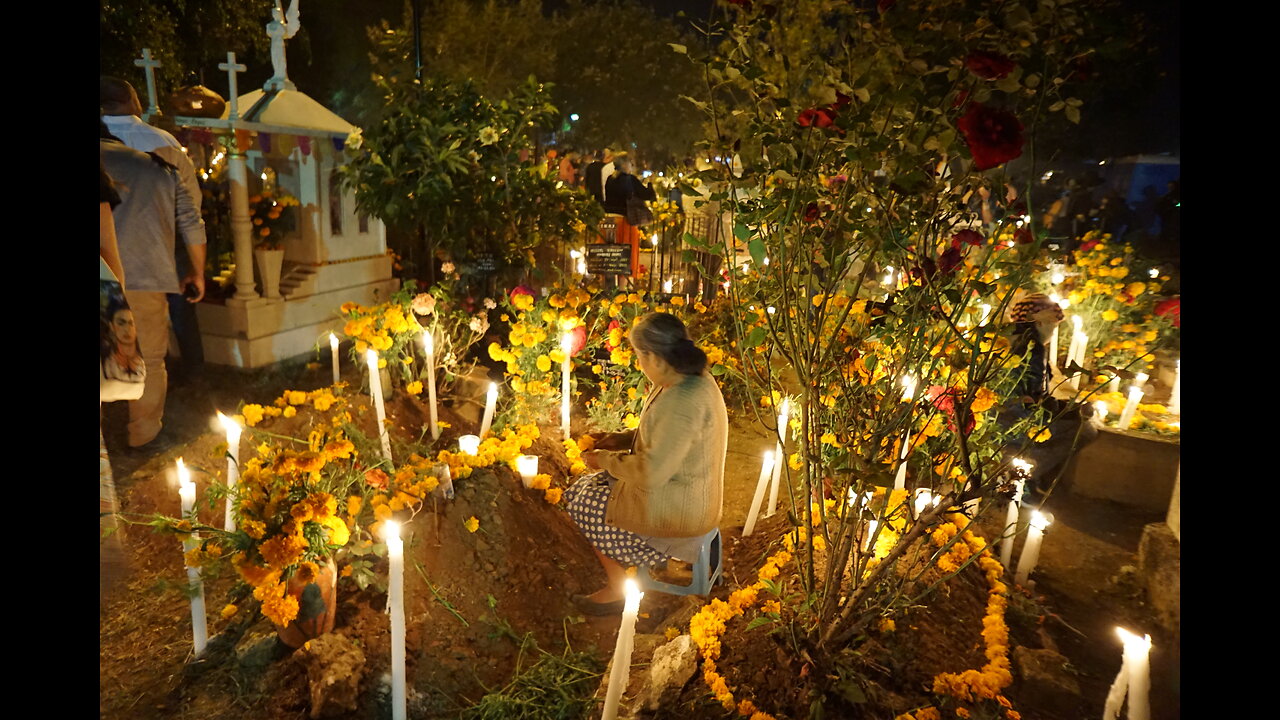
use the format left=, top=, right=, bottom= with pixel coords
left=582, top=450, right=604, bottom=470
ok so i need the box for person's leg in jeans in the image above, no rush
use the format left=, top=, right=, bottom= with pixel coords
left=167, top=291, right=204, bottom=385
left=123, top=290, right=170, bottom=447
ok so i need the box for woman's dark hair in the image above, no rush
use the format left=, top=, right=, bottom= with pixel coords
left=629, top=312, right=707, bottom=375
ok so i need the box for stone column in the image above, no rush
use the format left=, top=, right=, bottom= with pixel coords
left=1166, top=466, right=1179, bottom=541
left=227, top=146, right=259, bottom=300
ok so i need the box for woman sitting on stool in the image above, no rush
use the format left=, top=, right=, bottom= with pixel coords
left=566, top=312, right=728, bottom=615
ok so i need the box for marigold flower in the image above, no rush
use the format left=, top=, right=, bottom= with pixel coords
left=544, top=487, right=563, bottom=504
left=464, top=516, right=480, bottom=533
left=406, top=381, right=423, bottom=396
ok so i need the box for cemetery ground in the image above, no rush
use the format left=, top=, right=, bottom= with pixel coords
left=100, top=359, right=1178, bottom=719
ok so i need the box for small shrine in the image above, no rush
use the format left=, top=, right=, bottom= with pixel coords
left=164, top=1, right=395, bottom=368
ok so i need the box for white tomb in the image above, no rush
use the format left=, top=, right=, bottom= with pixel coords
left=166, top=5, right=396, bottom=368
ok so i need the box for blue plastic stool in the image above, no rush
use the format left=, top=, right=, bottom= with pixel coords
left=635, top=528, right=723, bottom=596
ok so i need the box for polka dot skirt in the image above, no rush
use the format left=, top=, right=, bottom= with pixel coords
left=565, top=471, right=669, bottom=568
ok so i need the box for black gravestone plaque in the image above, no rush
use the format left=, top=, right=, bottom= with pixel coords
left=585, top=244, right=632, bottom=276
left=472, top=252, right=498, bottom=274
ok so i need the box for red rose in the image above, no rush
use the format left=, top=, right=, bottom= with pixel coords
left=804, top=202, right=821, bottom=223
left=1154, top=297, right=1180, bottom=328
left=956, top=103, right=1024, bottom=171
left=1014, top=227, right=1033, bottom=245
left=563, top=325, right=586, bottom=356
left=927, top=385, right=975, bottom=436
left=510, top=285, right=534, bottom=299
left=797, top=107, right=835, bottom=129
left=951, top=229, right=984, bottom=248
left=938, top=245, right=963, bottom=274
left=1078, top=239, right=1100, bottom=252
left=965, top=51, right=1017, bottom=80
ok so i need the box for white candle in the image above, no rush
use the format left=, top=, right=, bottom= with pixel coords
left=1169, top=359, right=1179, bottom=415
left=1049, top=323, right=1059, bottom=370
left=1118, top=386, right=1145, bottom=430
left=1108, top=376, right=1121, bottom=394
left=458, top=434, right=480, bottom=456
left=1013, top=510, right=1051, bottom=586
left=894, top=376, right=915, bottom=491
left=479, top=382, right=498, bottom=439
left=999, top=459, right=1031, bottom=570
left=663, top=279, right=673, bottom=293
left=766, top=398, right=789, bottom=517
left=365, top=349, right=394, bottom=464
left=913, top=488, right=938, bottom=517
left=516, top=454, right=539, bottom=489
left=217, top=412, right=241, bottom=531
left=561, top=333, right=573, bottom=438
left=742, top=451, right=775, bottom=537
left=1094, top=400, right=1110, bottom=426
left=385, top=521, right=406, bottom=720
left=1102, top=644, right=1130, bottom=720
left=1110, top=627, right=1152, bottom=720
left=864, top=519, right=879, bottom=553
left=329, top=333, right=340, bottom=385
left=176, top=459, right=208, bottom=655
left=1133, top=372, right=1149, bottom=390
left=979, top=303, right=991, bottom=326
left=422, top=332, right=439, bottom=441
left=602, top=579, right=643, bottom=720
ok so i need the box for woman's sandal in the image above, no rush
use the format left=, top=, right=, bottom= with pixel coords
left=572, top=593, right=626, bottom=616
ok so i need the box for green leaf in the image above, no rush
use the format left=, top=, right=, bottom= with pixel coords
left=834, top=680, right=867, bottom=704
left=745, top=616, right=775, bottom=631
left=668, top=43, right=687, bottom=54
left=733, top=222, right=752, bottom=242
left=748, top=237, right=767, bottom=267
left=1048, top=100, right=1066, bottom=112
left=745, top=326, right=767, bottom=348
left=1064, top=105, right=1081, bottom=124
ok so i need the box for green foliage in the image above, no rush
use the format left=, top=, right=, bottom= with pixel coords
left=678, top=0, right=1113, bottom=651
left=339, top=42, right=601, bottom=267
left=100, top=1, right=274, bottom=94
left=462, top=638, right=602, bottom=720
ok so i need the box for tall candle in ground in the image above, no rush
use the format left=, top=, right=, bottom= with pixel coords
left=422, top=331, right=439, bottom=440
left=1119, top=627, right=1152, bottom=720
left=766, top=398, right=789, bottom=516
left=1013, top=510, right=1051, bottom=587
left=1118, top=386, right=1144, bottom=430
left=176, top=458, right=208, bottom=655
left=217, top=412, right=241, bottom=531
left=385, top=522, right=406, bottom=720
left=742, top=451, right=774, bottom=537
left=366, top=350, right=394, bottom=464
left=329, top=333, right=340, bottom=385
left=560, top=334, right=573, bottom=437
left=479, top=382, right=498, bottom=439
left=601, top=579, right=643, bottom=720
left=999, top=459, right=1031, bottom=569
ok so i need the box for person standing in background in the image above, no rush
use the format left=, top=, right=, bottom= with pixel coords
left=101, top=77, right=207, bottom=386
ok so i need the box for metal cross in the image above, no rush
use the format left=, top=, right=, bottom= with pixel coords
left=133, top=48, right=162, bottom=121
left=218, top=52, right=248, bottom=122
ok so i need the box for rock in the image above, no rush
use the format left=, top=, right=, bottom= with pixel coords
left=634, top=634, right=699, bottom=713
left=1137, top=522, right=1180, bottom=638
left=1012, top=646, right=1082, bottom=718
left=594, top=633, right=668, bottom=718
left=299, top=633, right=366, bottom=719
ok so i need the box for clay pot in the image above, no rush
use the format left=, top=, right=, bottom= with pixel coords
left=275, top=557, right=338, bottom=649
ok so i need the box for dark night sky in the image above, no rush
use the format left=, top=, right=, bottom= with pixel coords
left=283, top=0, right=1176, bottom=159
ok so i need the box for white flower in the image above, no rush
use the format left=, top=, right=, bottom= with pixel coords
left=469, top=316, right=489, bottom=334
left=467, top=150, right=481, bottom=162
left=410, top=293, right=436, bottom=315
left=441, top=262, right=456, bottom=274
left=483, top=298, right=497, bottom=310
left=478, top=127, right=500, bottom=146
left=345, top=128, right=363, bottom=151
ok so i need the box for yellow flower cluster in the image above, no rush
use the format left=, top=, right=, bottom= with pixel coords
left=562, top=436, right=588, bottom=475
left=688, top=548, right=792, bottom=718
left=341, top=299, right=424, bottom=356
left=434, top=424, right=541, bottom=481
left=929, top=514, right=1016, bottom=710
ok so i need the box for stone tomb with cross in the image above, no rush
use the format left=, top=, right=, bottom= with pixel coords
left=174, top=64, right=395, bottom=368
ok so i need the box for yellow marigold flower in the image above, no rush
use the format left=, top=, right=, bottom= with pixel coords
left=464, top=516, right=480, bottom=533
left=282, top=406, right=298, bottom=418
left=221, top=603, right=239, bottom=619
left=880, top=617, right=896, bottom=633
left=956, top=710, right=971, bottom=719
left=670, top=295, right=686, bottom=306
left=544, top=487, right=563, bottom=504
left=549, top=294, right=566, bottom=308
left=624, top=413, right=640, bottom=430
left=406, top=380, right=424, bottom=396
left=242, top=519, right=266, bottom=539
left=295, top=561, right=320, bottom=584
left=530, top=474, right=551, bottom=490
left=290, top=502, right=315, bottom=522
left=737, top=699, right=757, bottom=716
left=340, top=564, right=354, bottom=577
left=374, top=504, right=393, bottom=521
left=1101, top=309, right=1119, bottom=322
left=916, top=709, right=941, bottom=720
left=1029, top=427, right=1051, bottom=443
left=242, top=404, right=266, bottom=427
left=536, top=355, right=552, bottom=373
left=286, top=390, right=307, bottom=405
left=549, top=348, right=566, bottom=364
